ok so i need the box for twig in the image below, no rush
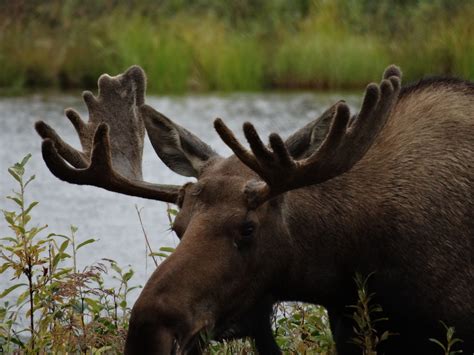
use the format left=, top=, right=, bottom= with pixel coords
left=135, top=205, right=158, bottom=267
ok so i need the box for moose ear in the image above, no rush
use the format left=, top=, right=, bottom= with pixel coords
left=140, top=104, right=218, bottom=177
left=285, top=102, right=341, bottom=159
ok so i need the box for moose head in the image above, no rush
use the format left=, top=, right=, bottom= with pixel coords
left=36, top=65, right=474, bottom=354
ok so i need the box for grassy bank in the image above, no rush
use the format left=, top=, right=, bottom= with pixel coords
left=0, top=0, right=473, bottom=94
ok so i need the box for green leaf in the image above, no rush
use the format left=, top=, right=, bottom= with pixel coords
left=24, top=201, right=39, bottom=215
left=53, top=268, right=73, bottom=278
left=123, top=269, right=134, bottom=282
left=52, top=254, right=61, bottom=268
left=84, top=297, right=101, bottom=311
left=447, top=326, right=454, bottom=339
left=4, top=213, right=16, bottom=226
left=110, top=262, right=122, bottom=275
left=167, top=208, right=178, bottom=216
left=7, top=168, right=21, bottom=183
left=159, top=246, right=175, bottom=253
left=0, top=237, right=17, bottom=243
left=24, top=174, right=36, bottom=187
left=0, top=263, right=10, bottom=274
left=55, top=234, right=71, bottom=240
left=0, top=283, right=27, bottom=298
left=59, top=240, right=69, bottom=253
left=6, top=196, right=22, bottom=207
left=20, top=154, right=32, bottom=167
left=16, top=289, right=29, bottom=305
left=77, top=238, right=96, bottom=250
left=450, top=338, right=464, bottom=346
left=380, top=330, right=390, bottom=341
left=429, top=338, right=447, bottom=351
left=9, top=336, right=25, bottom=348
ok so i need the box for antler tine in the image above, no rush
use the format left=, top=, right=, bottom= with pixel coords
left=214, top=118, right=261, bottom=172
left=89, top=124, right=113, bottom=170
left=216, top=65, right=402, bottom=207
left=36, top=65, right=180, bottom=203
left=308, top=103, right=351, bottom=162
left=268, top=134, right=294, bottom=169
left=348, top=76, right=400, bottom=150
left=35, top=120, right=88, bottom=168
left=243, top=123, right=273, bottom=163
left=383, top=64, right=402, bottom=80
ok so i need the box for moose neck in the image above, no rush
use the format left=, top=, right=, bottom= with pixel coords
left=273, top=163, right=381, bottom=308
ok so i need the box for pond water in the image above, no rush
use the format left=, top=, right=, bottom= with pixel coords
left=0, top=91, right=360, bottom=300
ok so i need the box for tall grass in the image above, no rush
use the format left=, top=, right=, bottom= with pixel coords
left=1, top=1, right=474, bottom=94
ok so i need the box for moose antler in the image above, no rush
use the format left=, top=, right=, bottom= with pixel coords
left=35, top=66, right=180, bottom=203
left=214, top=65, right=402, bottom=207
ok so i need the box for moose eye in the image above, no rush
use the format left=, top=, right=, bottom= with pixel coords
left=234, top=222, right=255, bottom=250
left=240, top=222, right=255, bottom=237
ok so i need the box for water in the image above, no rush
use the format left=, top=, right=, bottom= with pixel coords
left=0, top=91, right=359, bottom=299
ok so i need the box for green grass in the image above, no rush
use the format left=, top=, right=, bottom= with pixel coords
left=272, top=32, right=389, bottom=89
left=0, top=1, right=473, bottom=93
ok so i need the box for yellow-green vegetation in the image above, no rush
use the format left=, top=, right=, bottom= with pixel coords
left=429, top=321, right=464, bottom=355
left=0, top=155, right=137, bottom=352
left=1, top=0, right=473, bottom=94
left=348, top=273, right=396, bottom=354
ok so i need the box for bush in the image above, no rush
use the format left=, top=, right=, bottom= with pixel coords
left=0, top=155, right=138, bottom=352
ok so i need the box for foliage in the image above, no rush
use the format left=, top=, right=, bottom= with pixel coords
left=347, top=272, right=395, bottom=354
left=274, top=303, right=335, bottom=354
left=429, top=321, right=464, bottom=355
left=1, top=1, right=474, bottom=93
left=0, top=155, right=139, bottom=353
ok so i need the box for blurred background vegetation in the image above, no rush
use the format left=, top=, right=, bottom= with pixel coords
left=1, top=0, right=473, bottom=94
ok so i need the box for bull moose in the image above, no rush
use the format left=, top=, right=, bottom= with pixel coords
left=35, top=64, right=474, bottom=354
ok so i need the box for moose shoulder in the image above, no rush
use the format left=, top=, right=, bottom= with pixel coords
left=35, top=66, right=474, bottom=354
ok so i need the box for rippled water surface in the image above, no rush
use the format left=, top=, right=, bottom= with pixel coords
left=0, top=92, right=360, bottom=297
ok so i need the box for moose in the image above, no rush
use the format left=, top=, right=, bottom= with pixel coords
left=35, top=65, right=473, bottom=354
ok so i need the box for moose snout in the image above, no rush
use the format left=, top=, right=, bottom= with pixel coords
left=125, top=291, right=210, bottom=355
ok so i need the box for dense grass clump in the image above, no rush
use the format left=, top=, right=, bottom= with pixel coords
left=1, top=0, right=473, bottom=94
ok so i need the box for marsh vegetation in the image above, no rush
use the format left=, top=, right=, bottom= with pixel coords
left=1, top=0, right=473, bottom=94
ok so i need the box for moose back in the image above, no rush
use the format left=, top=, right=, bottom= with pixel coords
left=35, top=65, right=474, bottom=354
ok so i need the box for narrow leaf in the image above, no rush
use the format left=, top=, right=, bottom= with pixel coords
left=0, top=283, right=27, bottom=298
left=77, top=238, right=96, bottom=250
